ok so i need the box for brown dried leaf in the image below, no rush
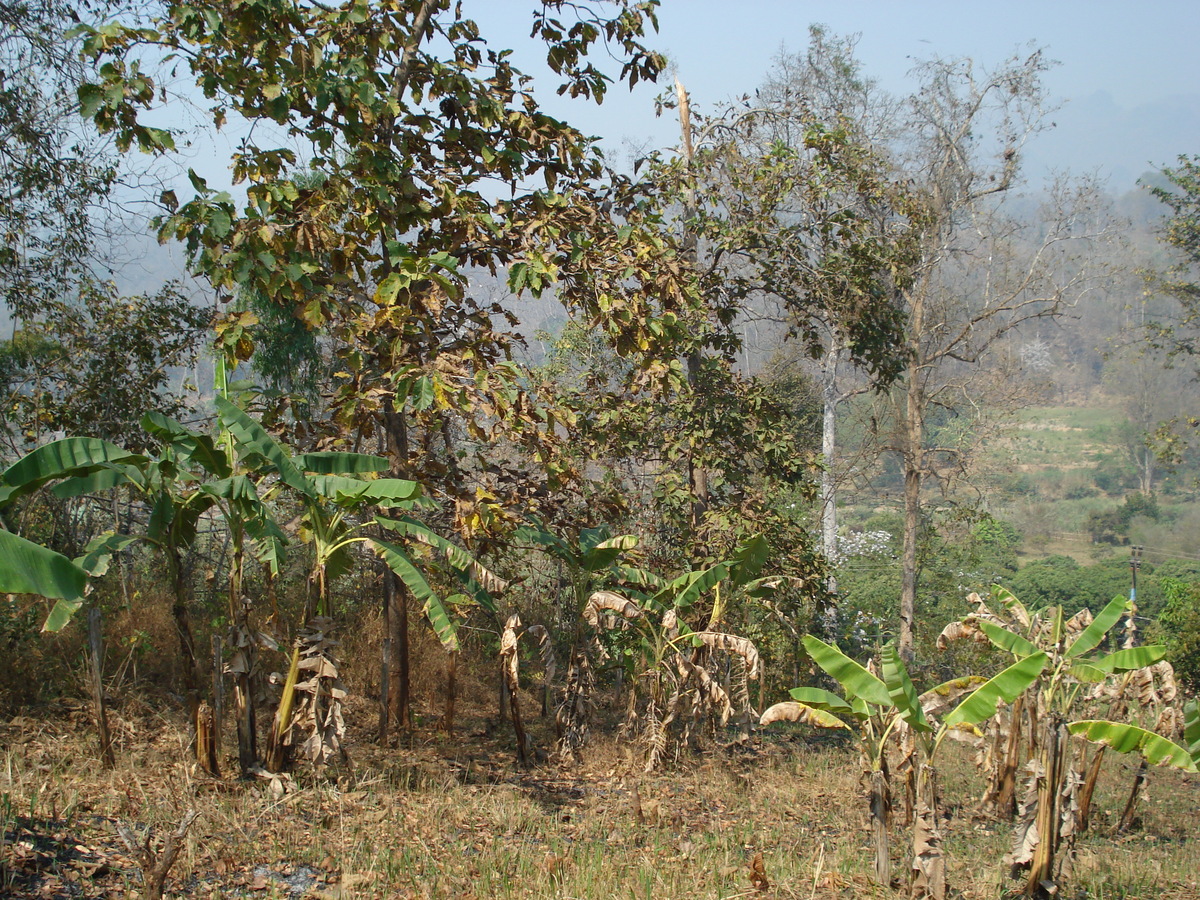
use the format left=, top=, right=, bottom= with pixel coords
left=748, top=851, right=769, bottom=892
left=584, top=591, right=643, bottom=627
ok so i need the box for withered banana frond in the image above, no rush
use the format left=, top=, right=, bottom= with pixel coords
left=759, top=702, right=848, bottom=729
left=936, top=620, right=989, bottom=650
left=691, top=631, right=760, bottom=679
left=584, top=590, right=643, bottom=627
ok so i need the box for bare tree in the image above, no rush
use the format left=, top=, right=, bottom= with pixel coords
left=881, top=50, right=1118, bottom=659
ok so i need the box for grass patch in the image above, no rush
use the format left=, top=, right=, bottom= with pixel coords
left=2, top=697, right=1198, bottom=899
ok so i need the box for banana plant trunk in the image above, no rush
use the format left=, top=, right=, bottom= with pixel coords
left=1116, top=758, right=1147, bottom=834
left=910, top=763, right=946, bottom=900
left=1024, top=718, right=1068, bottom=897
left=869, top=768, right=891, bottom=887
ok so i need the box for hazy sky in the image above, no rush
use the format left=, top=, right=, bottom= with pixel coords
left=471, top=1, right=1200, bottom=188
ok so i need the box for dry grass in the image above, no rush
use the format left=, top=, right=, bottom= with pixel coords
left=2, top=696, right=1199, bottom=900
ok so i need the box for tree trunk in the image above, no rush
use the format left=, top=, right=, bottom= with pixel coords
left=1116, top=759, right=1147, bottom=834
left=820, top=334, right=844, bottom=593
left=444, top=649, right=457, bottom=733
left=1077, top=746, right=1106, bottom=833
left=386, top=569, right=411, bottom=730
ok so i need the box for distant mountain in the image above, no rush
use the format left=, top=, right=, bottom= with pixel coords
left=1024, top=90, right=1200, bottom=190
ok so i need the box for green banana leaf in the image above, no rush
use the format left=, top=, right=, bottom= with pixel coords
left=1185, top=699, right=1200, bottom=766
left=0, top=437, right=142, bottom=505
left=310, top=474, right=420, bottom=507
left=991, top=584, right=1032, bottom=625
left=1066, top=594, right=1129, bottom=659
left=50, top=465, right=138, bottom=499
left=75, top=532, right=139, bottom=578
left=375, top=515, right=504, bottom=608
left=664, top=562, right=729, bottom=610
left=788, top=686, right=857, bottom=718
left=373, top=538, right=458, bottom=651
left=0, top=530, right=88, bottom=611
left=728, top=535, right=769, bottom=587
left=943, top=651, right=1048, bottom=730
left=1068, top=720, right=1198, bottom=773
left=1087, top=645, right=1167, bottom=674
left=580, top=534, right=638, bottom=573
left=513, top=521, right=576, bottom=564
left=882, top=642, right=931, bottom=732
left=215, top=396, right=314, bottom=498
left=802, top=635, right=892, bottom=708
left=142, top=411, right=232, bottom=478
left=978, top=619, right=1039, bottom=658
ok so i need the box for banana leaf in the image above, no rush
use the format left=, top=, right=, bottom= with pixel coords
left=1068, top=720, right=1198, bottom=773
left=1066, top=594, right=1129, bottom=659
left=882, top=642, right=931, bottom=732
left=0, top=529, right=87, bottom=611
left=75, top=532, right=139, bottom=578
left=296, top=451, right=389, bottom=474
left=373, top=538, right=457, bottom=651
left=788, top=686, right=857, bottom=718
left=1185, top=699, right=1200, bottom=766
left=1086, top=645, right=1166, bottom=674
left=802, top=635, right=891, bottom=708
left=215, top=396, right=314, bottom=498
left=977, top=619, right=1039, bottom=658
left=943, top=652, right=1048, bottom=730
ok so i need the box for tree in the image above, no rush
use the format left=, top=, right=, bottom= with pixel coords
left=0, top=0, right=117, bottom=320
left=73, top=0, right=713, bottom=735
left=875, top=51, right=1115, bottom=660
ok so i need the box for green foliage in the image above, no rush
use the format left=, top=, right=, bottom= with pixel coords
left=1158, top=578, right=1200, bottom=691
left=0, top=281, right=210, bottom=453
left=0, top=0, right=118, bottom=319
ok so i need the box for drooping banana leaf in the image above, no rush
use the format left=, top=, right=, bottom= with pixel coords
left=0, top=529, right=88, bottom=607
left=882, top=642, right=931, bottom=732
left=802, top=635, right=892, bottom=708
left=1066, top=594, right=1129, bottom=659
left=1068, top=720, right=1198, bottom=773
left=215, top=396, right=314, bottom=498
left=943, top=652, right=1047, bottom=730
left=788, top=686, right=858, bottom=718
left=376, top=515, right=505, bottom=606
left=75, top=532, right=139, bottom=578
left=373, top=538, right=457, bottom=651
left=977, top=619, right=1039, bottom=658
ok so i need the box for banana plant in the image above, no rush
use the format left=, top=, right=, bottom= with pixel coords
left=761, top=634, right=1046, bottom=898
left=512, top=520, right=638, bottom=759
left=591, top=537, right=774, bottom=770
left=213, top=395, right=499, bottom=769
left=939, top=585, right=1198, bottom=898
